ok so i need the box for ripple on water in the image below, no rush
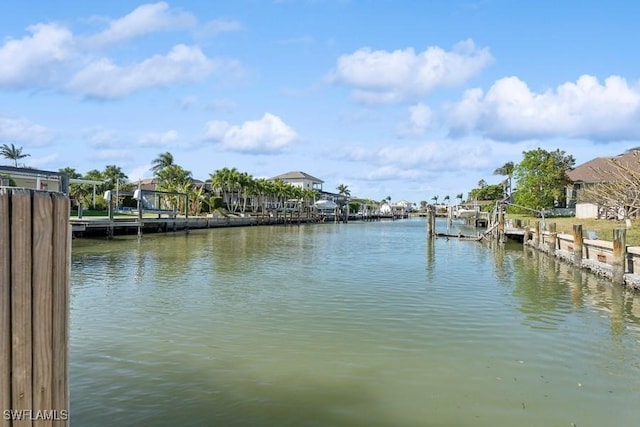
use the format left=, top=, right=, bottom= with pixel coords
left=69, top=220, right=640, bottom=427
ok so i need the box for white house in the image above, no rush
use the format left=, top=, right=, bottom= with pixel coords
left=393, top=200, right=413, bottom=212
left=270, top=171, right=324, bottom=191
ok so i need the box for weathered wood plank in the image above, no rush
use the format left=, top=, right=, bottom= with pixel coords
left=51, top=193, right=70, bottom=426
left=573, top=224, right=583, bottom=265
left=612, top=228, right=627, bottom=285
left=0, top=189, right=11, bottom=427
left=32, top=193, right=54, bottom=427
left=11, top=189, right=33, bottom=427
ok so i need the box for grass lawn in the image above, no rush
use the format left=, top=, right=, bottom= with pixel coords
left=508, top=214, right=640, bottom=246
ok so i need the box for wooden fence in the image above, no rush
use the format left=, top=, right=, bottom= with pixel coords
left=1, top=188, right=70, bottom=426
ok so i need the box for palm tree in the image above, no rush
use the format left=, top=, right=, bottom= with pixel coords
left=151, top=152, right=174, bottom=176
left=1, top=143, right=30, bottom=167
left=103, top=165, right=127, bottom=185
left=210, top=167, right=240, bottom=211
left=336, top=184, right=351, bottom=197
left=431, top=195, right=439, bottom=205
left=253, top=178, right=271, bottom=214
left=238, top=172, right=254, bottom=213
left=456, top=193, right=464, bottom=204
left=157, top=164, right=192, bottom=212
left=493, top=161, right=515, bottom=196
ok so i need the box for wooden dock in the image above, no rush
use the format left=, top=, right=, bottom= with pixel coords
left=69, top=212, right=402, bottom=238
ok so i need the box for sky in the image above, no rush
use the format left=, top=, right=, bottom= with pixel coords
left=1, top=0, right=640, bottom=203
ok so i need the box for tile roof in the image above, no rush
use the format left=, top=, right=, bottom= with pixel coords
left=568, top=149, right=640, bottom=183
left=270, top=171, right=324, bottom=183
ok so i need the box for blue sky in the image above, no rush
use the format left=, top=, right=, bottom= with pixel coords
left=1, top=0, right=639, bottom=202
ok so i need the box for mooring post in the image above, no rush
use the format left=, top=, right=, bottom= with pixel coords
left=547, top=223, right=556, bottom=253
left=549, top=231, right=557, bottom=253
left=137, top=196, right=143, bottom=238
left=1, top=189, right=70, bottom=427
left=106, top=192, right=114, bottom=240
left=573, top=224, right=583, bottom=266
left=185, top=197, right=190, bottom=234
left=431, top=206, right=436, bottom=237
left=1, top=189, right=11, bottom=426
left=523, top=226, right=530, bottom=245
left=612, top=228, right=627, bottom=285
left=535, top=221, right=541, bottom=248
left=497, top=204, right=505, bottom=244
left=426, top=207, right=433, bottom=238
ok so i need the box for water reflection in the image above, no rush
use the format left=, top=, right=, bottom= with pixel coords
left=506, top=244, right=640, bottom=333
left=70, top=220, right=640, bottom=426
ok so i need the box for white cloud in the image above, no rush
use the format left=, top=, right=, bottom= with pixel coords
left=397, top=103, right=433, bottom=137
left=84, top=2, right=196, bottom=48
left=0, top=4, right=245, bottom=97
left=0, top=23, right=74, bottom=88
left=138, top=130, right=179, bottom=146
left=203, top=120, right=230, bottom=140
left=361, top=165, right=424, bottom=181
left=446, top=74, right=640, bottom=141
left=68, top=44, right=219, bottom=99
left=203, top=113, right=298, bottom=153
left=346, top=139, right=492, bottom=174
left=0, top=116, right=52, bottom=146
left=328, top=39, right=492, bottom=103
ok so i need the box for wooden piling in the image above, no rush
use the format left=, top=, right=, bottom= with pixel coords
left=573, top=224, right=583, bottom=266
left=497, top=205, right=505, bottom=243
left=11, top=190, right=33, bottom=427
left=0, top=189, right=70, bottom=427
left=549, top=232, right=557, bottom=253
left=612, top=228, right=627, bottom=285
left=1, top=189, right=10, bottom=427
left=535, top=221, right=541, bottom=248
left=427, top=207, right=434, bottom=238
left=32, top=193, right=54, bottom=425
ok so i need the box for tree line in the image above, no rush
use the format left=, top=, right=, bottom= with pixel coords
left=5, top=142, right=639, bottom=217
left=0, top=148, right=361, bottom=216
left=460, top=147, right=577, bottom=213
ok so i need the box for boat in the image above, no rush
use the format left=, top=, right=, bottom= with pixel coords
left=454, top=207, right=479, bottom=218
left=314, top=199, right=338, bottom=211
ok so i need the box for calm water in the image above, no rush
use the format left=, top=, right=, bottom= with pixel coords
left=69, top=219, right=640, bottom=426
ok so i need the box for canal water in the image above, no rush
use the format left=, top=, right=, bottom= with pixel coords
left=69, top=218, right=640, bottom=426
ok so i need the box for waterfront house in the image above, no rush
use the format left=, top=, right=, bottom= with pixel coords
left=270, top=171, right=324, bottom=192
left=271, top=170, right=350, bottom=210
left=394, top=200, right=413, bottom=213
left=0, top=165, right=68, bottom=192
left=567, top=149, right=640, bottom=219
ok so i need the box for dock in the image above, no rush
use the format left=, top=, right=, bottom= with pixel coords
left=69, top=212, right=408, bottom=238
